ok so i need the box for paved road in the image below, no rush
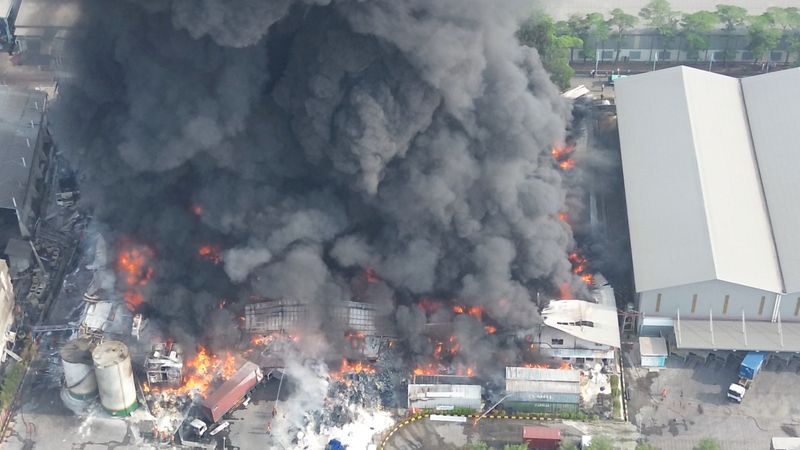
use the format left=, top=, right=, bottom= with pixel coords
left=384, top=417, right=640, bottom=450
left=537, top=0, right=800, bottom=20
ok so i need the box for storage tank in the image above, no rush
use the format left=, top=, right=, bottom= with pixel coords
left=60, top=339, right=97, bottom=400
left=92, top=340, right=138, bottom=416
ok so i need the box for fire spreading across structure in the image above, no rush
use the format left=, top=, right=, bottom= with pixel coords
left=45, top=0, right=624, bottom=447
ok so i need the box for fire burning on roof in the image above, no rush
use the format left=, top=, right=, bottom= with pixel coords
left=145, top=345, right=237, bottom=398
left=115, top=241, right=155, bottom=311
left=197, top=244, right=222, bottom=265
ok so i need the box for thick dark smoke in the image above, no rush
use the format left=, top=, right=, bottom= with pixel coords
left=55, top=0, right=585, bottom=368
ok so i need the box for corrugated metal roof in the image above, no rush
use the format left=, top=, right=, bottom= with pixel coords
left=505, top=367, right=580, bottom=383
left=541, top=300, right=621, bottom=348
left=407, top=384, right=482, bottom=399
left=741, top=68, right=800, bottom=293
left=506, top=380, right=581, bottom=395
left=616, top=66, right=784, bottom=294
left=675, top=319, right=800, bottom=352
left=523, top=426, right=561, bottom=440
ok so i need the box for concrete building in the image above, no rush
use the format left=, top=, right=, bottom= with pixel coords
left=0, top=259, right=15, bottom=362
left=616, top=66, right=800, bottom=352
left=504, top=367, right=581, bottom=414
left=407, top=384, right=482, bottom=413
left=0, top=86, right=53, bottom=271
left=638, top=337, right=668, bottom=369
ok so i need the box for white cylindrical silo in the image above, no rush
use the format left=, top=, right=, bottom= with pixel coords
left=60, top=339, right=97, bottom=400
left=92, top=340, right=138, bottom=416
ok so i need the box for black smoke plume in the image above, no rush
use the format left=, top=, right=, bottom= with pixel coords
left=54, top=0, right=585, bottom=370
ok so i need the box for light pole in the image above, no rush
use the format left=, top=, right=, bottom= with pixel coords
left=653, top=51, right=658, bottom=71
left=708, top=53, right=714, bottom=72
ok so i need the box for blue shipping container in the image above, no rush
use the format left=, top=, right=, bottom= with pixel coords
left=739, top=352, right=766, bottom=380
left=326, top=439, right=345, bottom=450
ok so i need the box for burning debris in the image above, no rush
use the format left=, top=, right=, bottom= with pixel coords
left=144, top=342, right=184, bottom=387
left=47, top=0, right=623, bottom=446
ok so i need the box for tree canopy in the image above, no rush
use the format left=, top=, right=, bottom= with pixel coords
left=681, top=11, right=719, bottom=59
left=693, top=438, right=721, bottom=450
left=518, top=14, right=581, bottom=90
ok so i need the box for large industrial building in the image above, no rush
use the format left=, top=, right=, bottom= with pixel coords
left=504, top=367, right=581, bottom=414
left=616, top=66, right=800, bottom=352
left=0, top=86, right=53, bottom=274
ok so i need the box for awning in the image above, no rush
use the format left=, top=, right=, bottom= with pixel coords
left=675, top=319, right=800, bottom=352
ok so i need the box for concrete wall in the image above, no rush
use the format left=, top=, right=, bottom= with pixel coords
left=639, top=280, right=782, bottom=322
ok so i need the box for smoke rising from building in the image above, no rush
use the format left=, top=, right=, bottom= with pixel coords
left=55, top=0, right=584, bottom=371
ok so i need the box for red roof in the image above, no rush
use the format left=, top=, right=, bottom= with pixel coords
left=522, top=426, right=561, bottom=440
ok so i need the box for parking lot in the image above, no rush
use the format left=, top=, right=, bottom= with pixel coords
left=625, top=350, right=800, bottom=450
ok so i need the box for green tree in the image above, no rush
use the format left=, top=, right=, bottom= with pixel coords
left=586, top=435, right=614, bottom=450
left=503, top=445, right=529, bottom=450
left=635, top=442, right=659, bottom=450
left=558, top=442, right=579, bottom=450
left=747, top=14, right=782, bottom=63
left=608, top=8, right=639, bottom=62
left=518, top=14, right=582, bottom=90
left=639, top=0, right=679, bottom=62
left=766, top=7, right=800, bottom=63
left=464, top=442, right=491, bottom=450
left=693, top=438, right=721, bottom=450
left=715, top=4, right=748, bottom=64
left=566, top=13, right=610, bottom=63
left=681, top=11, right=719, bottom=60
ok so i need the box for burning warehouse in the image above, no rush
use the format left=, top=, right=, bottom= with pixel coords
left=32, top=0, right=618, bottom=446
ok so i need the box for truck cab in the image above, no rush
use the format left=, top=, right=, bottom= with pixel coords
left=727, top=352, right=765, bottom=403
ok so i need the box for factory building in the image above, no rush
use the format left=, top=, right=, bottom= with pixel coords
left=504, top=367, right=581, bottom=414
left=0, top=86, right=53, bottom=274
left=531, top=277, right=621, bottom=367
left=0, top=259, right=16, bottom=362
left=616, top=66, right=800, bottom=352
left=407, top=384, right=482, bottom=413
left=244, top=299, right=394, bottom=359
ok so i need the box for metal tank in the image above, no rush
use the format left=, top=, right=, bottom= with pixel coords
left=60, top=339, right=97, bottom=400
left=92, top=340, right=138, bottom=416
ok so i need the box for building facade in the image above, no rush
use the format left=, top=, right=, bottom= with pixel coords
left=505, top=367, right=581, bottom=414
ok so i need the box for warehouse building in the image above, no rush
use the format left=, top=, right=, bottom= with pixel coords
left=616, top=67, right=800, bottom=352
left=0, top=86, right=53, bottom=272
left=407, top=383, right=482, bottom=413
left=504, top=367, right=580, bottom=414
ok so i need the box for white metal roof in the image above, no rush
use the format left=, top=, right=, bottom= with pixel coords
left=541, top=300, right=621, bottom=348
left=505, top=366, right=580, bottom=382
left=0, top=86, right=46, bottom=210
left=741, top=68, right=800, bottom=293
left=638, top=336, right=668, bottom=357
left=616, top=66, right=793, bottom=294
left=675, top=318, right=800, bottom=352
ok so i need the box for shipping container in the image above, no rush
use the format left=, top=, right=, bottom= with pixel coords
left=199, top=361, right=263, bottom=423
left=522, top=426, right=561, bottom=450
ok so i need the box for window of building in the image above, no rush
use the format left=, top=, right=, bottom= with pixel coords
left=691, top=294, right=698, bottom=314
left=741, top=51, right=754, bottom=61
left=655, top=293, right=661, bottom=313
left=723, top=295, right=730, bottom=315
left=602, top=50, right=614, bottom=60
left=758, top=296, right=766, bottom=315
left=629, top=51, right=642, bottom=60
left=658, top=50, right=671, bottom=60
left=771, top=51, right=783, bottom=62
left=551, top=338, right=564, bottom=345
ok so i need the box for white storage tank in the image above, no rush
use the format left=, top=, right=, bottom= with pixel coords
left=92, top=340, right=138, bottom=416
left=60, top=339, right=97, bottom=400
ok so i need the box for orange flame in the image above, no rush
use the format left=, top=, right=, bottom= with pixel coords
left=559, top=159, right=576, bottom=170
left=332, top=358, right=375, bottom=380
left=524, top=363, right=550, bottom=369
left=413, top=364, right=439, bottom=376
left=116, top=243, right=155, bottom=311
left=191, top=203, right=204, bottom=216
left=559, top=283, right=572, bottom=300
left=484, top=325, right=497, bottom=334
left=452, top=305, right=464, bottom=314
left=467, top=306, right=483, bottom=321
left=198, top=244, right=222, bottom=265
left=560, top=360, right=572, bottom=370
left=150, top=345, right=238, bottom=397
left=558, top=212, right=568, bottom=223
left=365, top=267, right=378, bottom=284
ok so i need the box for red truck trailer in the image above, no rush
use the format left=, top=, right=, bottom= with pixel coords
left=199, top=361, right=263, bottom=424
left=523, top=426, right=561, bottom=450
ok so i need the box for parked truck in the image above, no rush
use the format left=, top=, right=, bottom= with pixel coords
left=189, top=361, right=262, bottom=436
left=727, top=352, right=766, bottom=402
